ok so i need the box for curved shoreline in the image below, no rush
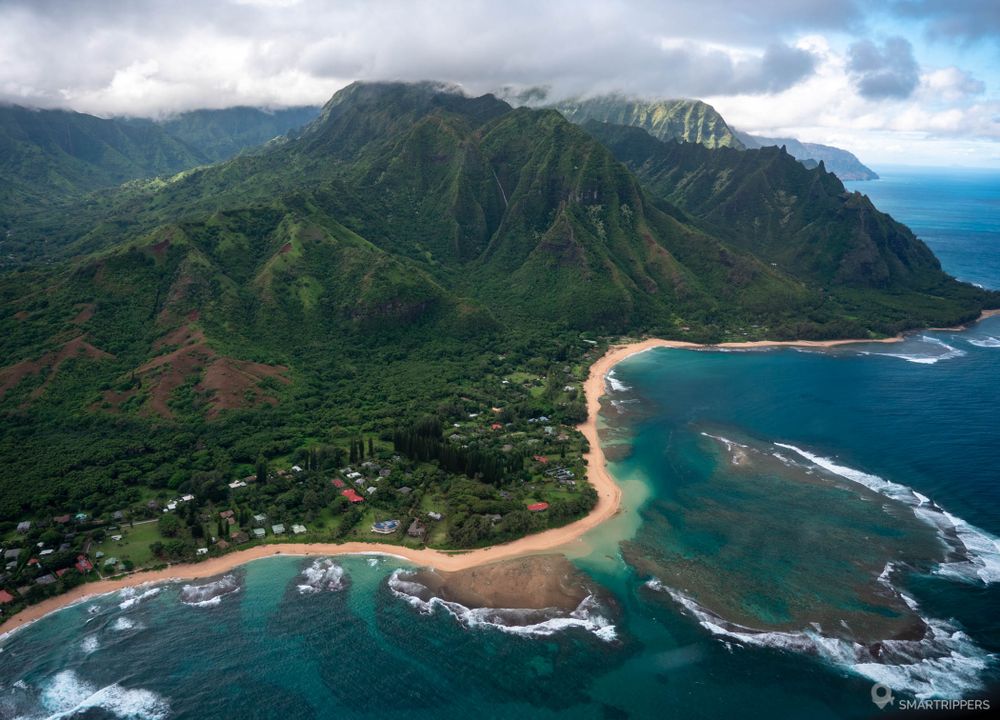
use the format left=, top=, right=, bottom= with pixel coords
left=3, top=311, right=997, bottom=637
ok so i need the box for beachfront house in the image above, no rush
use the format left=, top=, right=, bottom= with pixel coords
left=253, top=528, right=266, bottom=539
left=253, top=514, right=267, bottom=525
left=371, top=519, right=400, bottom=535
left=271, top=524, right=285, bottom=535
left=291, top=524, right=307, bottom=535
left=407, top=520, right=426, bottom=539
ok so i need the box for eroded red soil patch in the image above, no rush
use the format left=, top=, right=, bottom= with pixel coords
left=106, top=323, right=289, bottom=420
left=0, top=336, right=114, bottom=400
left=72, top=303, right=96, bottom=325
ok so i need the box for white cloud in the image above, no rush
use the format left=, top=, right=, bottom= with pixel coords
left=0, top=0, right=996, bottom=165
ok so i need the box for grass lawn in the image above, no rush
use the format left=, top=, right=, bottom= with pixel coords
left=92, top=521, right=162, bottom=568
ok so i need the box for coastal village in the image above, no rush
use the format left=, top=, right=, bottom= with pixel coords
left=0, top=354, right=599, bottom=622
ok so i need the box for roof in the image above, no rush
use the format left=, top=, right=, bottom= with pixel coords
left=332, top=478, right=346, bottom=488
left=527, top=502, right=549, bottom=512
left=341, top=489, right=364, bottom=503
left=0, top=589, right=14, bottom=603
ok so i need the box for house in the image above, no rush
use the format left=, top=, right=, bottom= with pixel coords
left=491, top=423, right=503, bottom=430
left=231, top=531, right=250, bottom=544
left=53, top=515, right=71, bottom=525
left=291, top=524, right=307, bottom=535
left=16, top=521, right=31, bottom=533
left=342, top=489, right=364, bottom=503
left=397, top=486, right=412, bottom=495
left=347, top=471, right=363, bottom=481
left=166, top=502, right=177, bottom=512
left=379, top=468, right=391, bottom=478
left=332, top=478, right=345, bottom=488
left=252, top=528, right=266, bottom=539
left=291, top=465, right=303, bottom=473
left=35, top=574, right=56, bottom=586
left=527, top=502, right=549, bottom=512
left=112, top=511, right=124, bottom=521
left=216, top=540, right=230, bottom=550
left=110, top=535, right=123, bottom=542
left=253, top=514, right=267, bottom=525
left=533, top=455, right=549, bottom=464
left=147, top=500, right=161, bottom=511
left=271, top=524, right=285, bottom=535
left=180, top=494, right=194, bottom=502
left=219, top=510, right=235, bottom=519
left=0, top=589, right=14, bottom=604
left=75, top=556, right=93, bottom=573
left=427, top=511, right=443, bottom=521
left=74, top=513, right=88, bottom=522
left=488, top=514, right=502, bottom=524
left=39, top=548, right=54, bottom=556
left=407, top=520, right=426, bottom=539
left=366, top=486, right=377, bottom=495
left=228, top=480, right=248, bottom=489
left=103, top=557, right=118, bottom=567
left=3, top=549, right=22, bottom=561
left=371, top=520, right=400, bottom=535
left=55, top=568, right=71, bottom=578
left=196, top=548, right=208, bottom=555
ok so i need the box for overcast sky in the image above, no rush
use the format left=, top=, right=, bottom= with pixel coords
left=1, top=0, right=998, bottom=167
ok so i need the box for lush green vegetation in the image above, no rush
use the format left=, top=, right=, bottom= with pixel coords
left=1, top=81, right=996, bottom=618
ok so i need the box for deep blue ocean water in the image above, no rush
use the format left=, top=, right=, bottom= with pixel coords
left=2, top=167, right=999, bottom=719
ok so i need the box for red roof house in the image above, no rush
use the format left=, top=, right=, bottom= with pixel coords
left=332, top=478, right=346, bottom=488
left=527, top=502, right=549, bottom=512
left=75, top=556, right=94, bottom=573
left=491, top=423, right=503, bottom=430
left=532, top=455, right=549, bottom=464
left=0, top=589, right=14, bottom=604
left=341, top=489, right=364, bottom=503
left=55, top=568, right=70, bottom=577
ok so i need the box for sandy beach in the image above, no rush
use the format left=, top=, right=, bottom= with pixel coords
left=3, top=310, right=996, bottom=637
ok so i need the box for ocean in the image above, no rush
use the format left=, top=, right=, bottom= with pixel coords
left=2, top=166, right=999, bottom=719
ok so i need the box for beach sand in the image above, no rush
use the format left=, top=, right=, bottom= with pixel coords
left=3, top=311, right=995, bottom=636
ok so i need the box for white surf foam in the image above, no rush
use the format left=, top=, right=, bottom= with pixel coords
left=860, top=336, right=966, bottom=365
left=117, top=586, right=161, bottom=611
left=79, top=635, right=99, bottom=654
left=966, top=336, right=1000, bottom=348
left=110, top=617, right=140, bottom=632
left=179, top=574, right=240, bottom=607
left=36, top=670, right=169, bottom=720
left=605, top=370, right=630, bottom=392
left=388, top=569, right=617, bottom=642
left=297, top=558, right=346, bottom=593
left=774, top=443, right=1000, bottom=584
left=647, top=581, right=991, bottom=700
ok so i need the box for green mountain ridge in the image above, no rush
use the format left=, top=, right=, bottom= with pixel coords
left=552, top=95, right=744, bottom=149
left=735, top=130, right=878, bottom=181
left=0, top=80, right=994, bottom=553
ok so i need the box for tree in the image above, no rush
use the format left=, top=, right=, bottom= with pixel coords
left=256, top=460, right=268, bottom=485
left=158, top=513, right=181, bottom=537
left=368, top=437, right=374, bottom=457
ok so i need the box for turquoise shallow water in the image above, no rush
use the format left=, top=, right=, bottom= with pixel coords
left=2, top=169, right=1000, bottom=719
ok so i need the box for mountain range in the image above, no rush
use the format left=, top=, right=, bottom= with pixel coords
left=551, top=96, right=878, bottom=180
left=0, top=80, right=994, bottom=524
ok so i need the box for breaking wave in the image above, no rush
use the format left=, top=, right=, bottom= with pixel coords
left=646, top=581, right=991, bottom=700
left=388, top=569, right=617, bottom=642
left=966, top=336, right=1000, bottom=348
left=34, top=669, right=169, bottom=719
left=297, top=558, right=346, bottom=593
left=605, top=370, right=630, bottom=392
left=179, top=574, right=240, bottom=607
left=79, top=635, right=99, bottom=655
left=110, top=617, right=140, bottom=632
left=774, top=443, right=1000, bottom=584
left=859, top=336, right=966, bottom=365
left=117, top=586, right=161, bottom=611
